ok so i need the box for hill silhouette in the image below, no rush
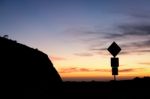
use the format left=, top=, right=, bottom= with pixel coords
left=0, top=36, right=62, bottom=99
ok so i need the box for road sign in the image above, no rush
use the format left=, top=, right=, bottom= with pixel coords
left=107, top=42, right=121, bottom=80
left=112, top=68, right=118, bottom=75
left=111, top=57, right=119, bottom=68
left=107, top=42, right=121, bottom=57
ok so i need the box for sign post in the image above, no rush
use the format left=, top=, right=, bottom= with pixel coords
left=107, top=42, right=121, bottom=81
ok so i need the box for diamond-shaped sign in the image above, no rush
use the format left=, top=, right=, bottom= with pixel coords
left=107, top=42, right=121, bottom=57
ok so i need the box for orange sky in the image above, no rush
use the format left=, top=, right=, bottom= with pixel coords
left=49, top=46, right=150, bottom=81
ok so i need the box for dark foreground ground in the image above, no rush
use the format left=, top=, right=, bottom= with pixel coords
left=23, top=76, right=150, bottom=99
left=60, top=77, right=150, bottom=99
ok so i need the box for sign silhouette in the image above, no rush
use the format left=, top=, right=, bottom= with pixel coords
left=107, top=42, right=121, bottom=80
left=112, top=68, right=118, bottom=75
left=111, top=57, right=119, bottom=68
left=107, top=42, right=121, bottom=57
left=111, top=57, right=119, bottom=75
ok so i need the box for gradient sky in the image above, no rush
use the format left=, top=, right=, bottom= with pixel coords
left=1, top=0, right=150, bottom=81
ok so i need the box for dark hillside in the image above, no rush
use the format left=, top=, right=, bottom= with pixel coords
left=0, top=36, right=62, bottom=99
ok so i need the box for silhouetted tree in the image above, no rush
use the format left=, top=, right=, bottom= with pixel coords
left=3, top=35, right=8, bottom=38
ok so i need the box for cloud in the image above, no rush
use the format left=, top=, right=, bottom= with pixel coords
left=59, top=67, right=142, bottom=73
left=139, top=62, right=150, bottom=65
left=49, top=56, right=66, bottom=61
left=103, top=12, right=150, bottom=42
left=74, top=53, right=93, bottom=57
left=104, top=23, right=150, bottom=39
left=66, top=11, right=150, bottom=56
left=136, top=49, right=150, bottom=53
left=59, top=67, right=109, bottom=73
left=118, top=40, right=150, bottom=55
left=59, top=67, right=78, bottom=73
left=88, top=18, right=150, bottom=55
left=130, top=11, right=150, bottom=20
left=119, top=69, right=140, bottom=72
left=121, top=40, right=150, bottom=48
left=90, top=47, right=106, bottom=51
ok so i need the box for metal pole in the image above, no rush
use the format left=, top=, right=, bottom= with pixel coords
left=114, top=75, right=116, bottom=81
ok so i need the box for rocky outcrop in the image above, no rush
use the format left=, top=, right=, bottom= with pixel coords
left=0, top=36, right=62, bottom=99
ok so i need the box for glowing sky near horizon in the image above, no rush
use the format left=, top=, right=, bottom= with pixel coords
left=0, top=0, right=150, bottom=81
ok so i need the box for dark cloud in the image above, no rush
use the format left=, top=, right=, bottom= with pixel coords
left=118, top=40, right=150, bottom=55
left=119, top=24, right=150, bottom=35
left=74, top=53, right=93, bottom=56
left=89, top=23, right=150, bottom=55
left=104, top=33, right=124, bottom=39
left=119, top=51, right=130, bottom=55
left=90, top=47, right=106, bottom=51
left=120, top=40, right=150, bottom=50
left=119, top=68, right=141, bottom=72
left=128, top=40, right=150, bottom=48
left=130, top=11, right=150, bottom=20
left=68, top=11, right=150, bottom=56
left=105, top=23, right=150, bottom=39
left=131, top=14, right=150, bottom=19
left=115, top=48, right=150, bottom=56
left=89, top=40, right=150, bottom=55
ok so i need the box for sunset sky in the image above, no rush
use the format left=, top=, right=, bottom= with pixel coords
left=0, top=0, right=150, bottom=81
